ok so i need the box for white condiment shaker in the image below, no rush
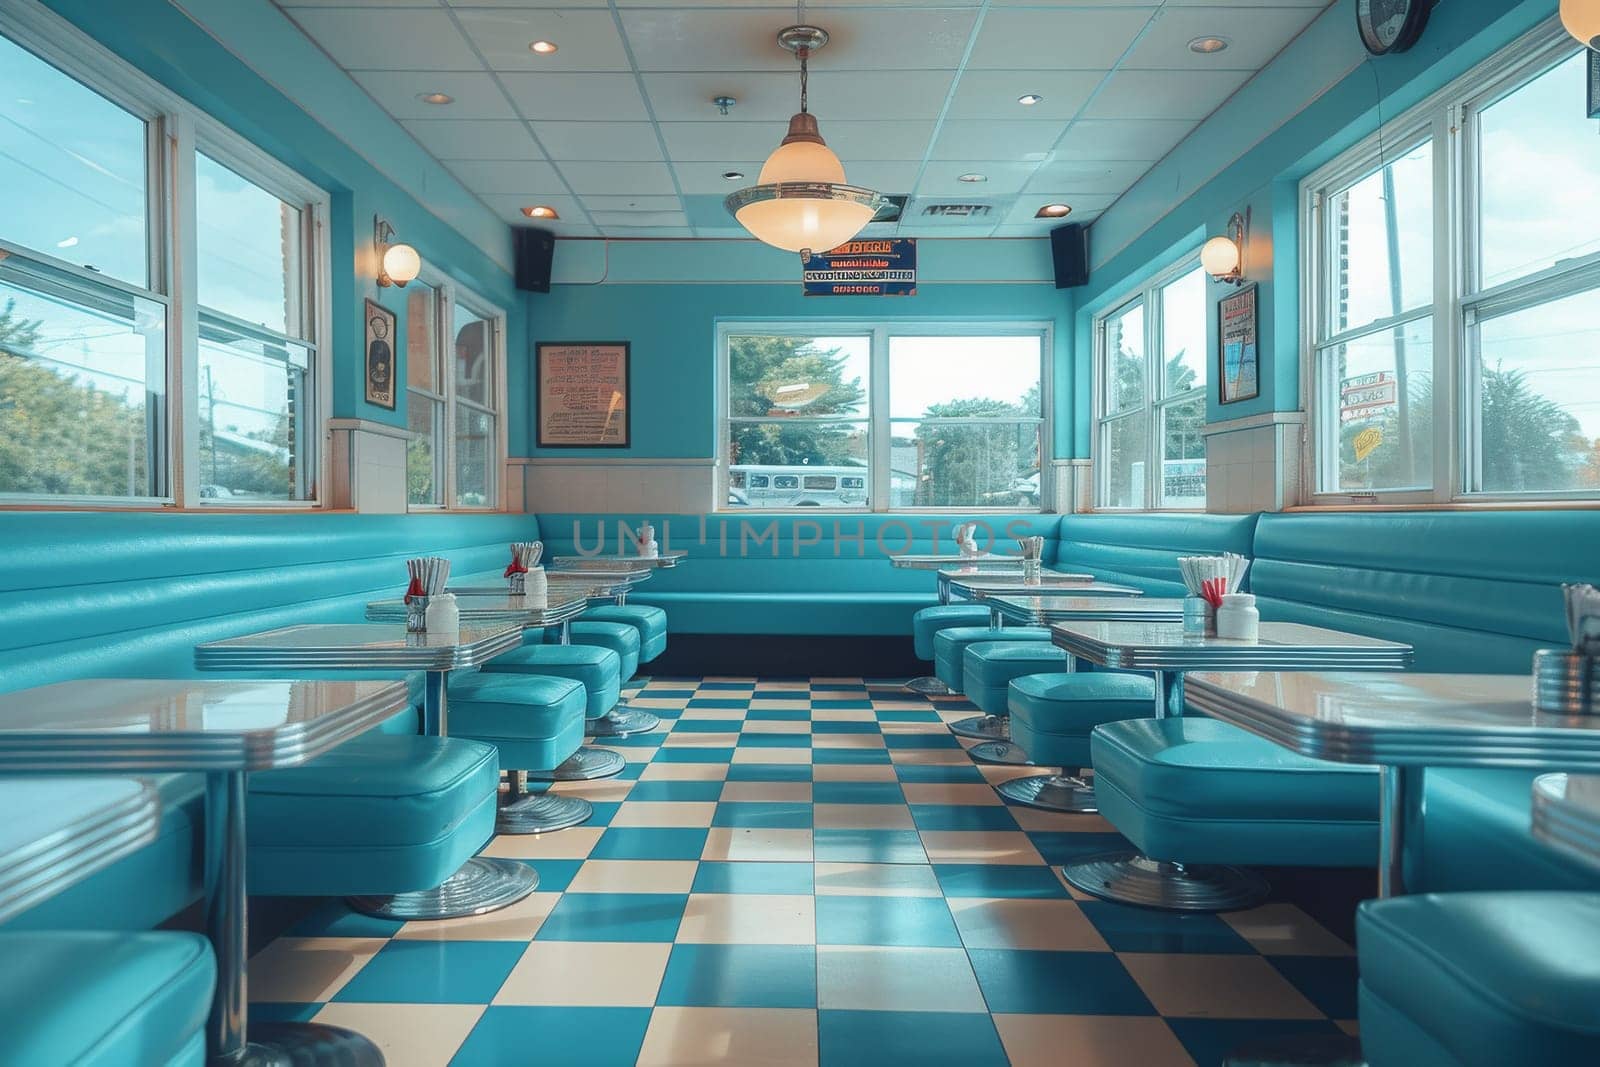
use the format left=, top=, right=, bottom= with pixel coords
left=424, top=592, right=460, bottom=637
left=1215, top=593, right=1259, bottom=641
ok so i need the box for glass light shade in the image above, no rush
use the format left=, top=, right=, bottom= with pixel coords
left=758, top=138, right=848, bottom=185
left=1201, top=235, right=1240, bottom=278
left=727, top=112, right=882, bottom=253
left=382, top=243, right=421, bottom=285
left=734, top=196, right=877, bottom=254
left=1562, top=0, right=1600, bottom=48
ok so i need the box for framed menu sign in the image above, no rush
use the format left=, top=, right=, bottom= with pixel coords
left=1218, top=284, right=1259, bottom=405
left=537, top=341, right=631, bottom=448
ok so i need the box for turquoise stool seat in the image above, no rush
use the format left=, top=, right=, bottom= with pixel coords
left=584, top=604, right=668, bottom=663
left=448, top=672, right=591, bottom=833
left=1358, top=893, right=1600, bottom=1067
left=481, top=643, right=622, bottom=720
left=567, top=620, right=641, bottom=681
left=1009, top=672, right=1157, bottom=771
left=913, top=604, right=990, bottom=661
left=246, top=734, right=499, bottom=896
left=0, top=930, right=214, bottom=1066
left=1090, top=718, right=1379, bottom=868
left=1419, top=769, right=1599, bottom=892
left=962, top=642, right=1070, bottom=714
left=933, top=625, right=1050, bottom=693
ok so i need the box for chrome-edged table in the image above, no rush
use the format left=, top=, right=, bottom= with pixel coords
left=1533, top=773, right=1600, bottom=873
left=970, top=596, right=1186, bottom=807
left=1183, top=671, right=1600, bottom=897
left=552, top=550, right=685, bottom=570
left=450, top=567, right=652, bottom=604
left=935, top=565, right=1093, bottom=606
left=366, top=590, right=589, bottom=637
left=889, top=554, right=1019, bottom=695
left=195, top=624, right=539, bottom=920
left=0, top=776, right=159, bottom=925
left=950, top=575, right=1140, bottom=602
left=0, top=678, right=410, bottom=1067
left=891, top=552, right=1018, bottom=571
left=1050, top=623, right=1413, bottom=911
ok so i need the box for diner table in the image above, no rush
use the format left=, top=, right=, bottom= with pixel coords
left=1184, top=671, right=1600, bottom=897
left=1050, top=622, right=1413, bottom=911
left=0, top=678, right=411, bottom=1066
left=948, top=574, right=1140, bottom=601
left=450, top=567, right=649, bottom=604
left=889, top=552, right=1022, bottom=696
left=552, top=550, right=685, bottom=571
left=1532, top=773, right=1600, bottom=873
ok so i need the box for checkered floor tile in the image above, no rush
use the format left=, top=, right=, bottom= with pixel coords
left=251, top=677, right=1357, bottom=1066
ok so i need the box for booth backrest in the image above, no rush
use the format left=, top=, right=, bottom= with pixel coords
left=0, top=512, right=539, bottom=694
left=1250, top=511, right=1599, bottom=673
left=1056, top=513, right=1260, bottom=596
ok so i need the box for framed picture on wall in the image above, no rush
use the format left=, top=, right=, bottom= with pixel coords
left=1218, top=284, right=1260, bottom=405
left=536, top=341, right=631, bottom=448
left=363, top=298, right=397, bottom=410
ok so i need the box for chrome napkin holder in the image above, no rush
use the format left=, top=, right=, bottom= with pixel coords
left=507, top=541, right=543, bottom=595
left=1533, top=583, right=1600, bottom=716
left=405, top=596, right=430, bottom=634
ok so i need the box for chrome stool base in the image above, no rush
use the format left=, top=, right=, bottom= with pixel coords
left=587, top=707, right=661, bottom=737
left=1062, top=851, right=1269, bottom=912
left=237, top=1022, right=386, bottom=1066
left=1222, top=1033, right=1366, bottom=1066
left=496, top=792, right=592, bottom=835
left=949, top=714, right=1008, bottom=741
left=525, top=746, right=625, bottom=782
left=968, top=740, right=1032, bottom=765
left=347, top=856, right=538, bottom=920
left=997, top=773, right=1097, bottom=813
left=904, top=676, right=950, bottom=696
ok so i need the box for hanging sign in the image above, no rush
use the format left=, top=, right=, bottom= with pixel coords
left=801, top=238, right=917, bottom=296
left=1340, top=371, right=1398, bottom=423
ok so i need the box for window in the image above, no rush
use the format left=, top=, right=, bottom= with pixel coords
left=1094, top=259, right=1208, bottom=509
left=1303, top=22, right=1600, bottom=502
left=0, top=6, right=328, bottom=506
left=720, top=324, right=1047, bottom=511
left=404, top=278, right=504, bottom=511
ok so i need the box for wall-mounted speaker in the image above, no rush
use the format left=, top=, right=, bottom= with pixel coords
left=514, top=226, right=556, bottom=293
left=1050, top=223, right=1089, bottom=290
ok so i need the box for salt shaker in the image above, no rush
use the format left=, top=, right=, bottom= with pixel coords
left=424, top=592, right=460, bottom=637
left=1215, top=593, right=1259, bottom=641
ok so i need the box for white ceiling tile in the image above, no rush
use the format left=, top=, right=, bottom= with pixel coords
left=1082, top=68, right=1253, bottom=120
left=281, top=1, right=437, bottom=7
left=944, top=69, right=1106, bottom=122
left=838, top=161, right=923, bottom=193
left=454, top=8, right=632, bottom=72
left=402, top=119, right=543, bottom=161
left=1024, top=159, right=1151, bottom=194
left=621, top=8, right=978, bottom=73
left=823, top=121, right=937, bottom=162
left=930, top=121, right=1065, bottom=163
left=660, top=119, right=934, bottom=163
left=445, top=159, right=565, bottom=195
left=1001, top=193, right=1118, bottom=225
left=967, top=8, right=1154, bottom=71
left=600, top=226, right=698, bottom=238
left=533, top=122, right=663, bottom=162
left=589, top=210, right=689, bottom=228
left=1122, top=5, right=1322, bottom=71
left=478, top=193, right=586, bottom=227
left=1054, top=119, right=1194, bottom=161
left=642, top=72, right=797, bottom=123
left=284, top=8, right=480, bottom=70
left=556, top=161, right=677, bottom=196
left=499, top=73, right=649, bottom=121
left=351, top=71, right=518, bottom=120
left=805, top=71, right=959, bottom=121
left=580, top=195, right=682, bottom=212
left=918, top=161, right=1037, bottom=197
left=674, top=161, right=766, bottom=193
left=645, top=70, right=957, bottom=123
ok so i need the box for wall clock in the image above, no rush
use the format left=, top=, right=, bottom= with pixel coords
left=1357, top=0, right=1431, bottom=56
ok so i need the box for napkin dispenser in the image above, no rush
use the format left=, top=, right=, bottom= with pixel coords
left=506, top=541, right=543, bottom=596
left=1533, top=583, right=1600, bottom=716
left=1017, top=535, right=1044, bottom=583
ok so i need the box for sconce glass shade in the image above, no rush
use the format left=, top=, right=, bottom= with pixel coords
left=382, top=243, right=421, bottom=286
left=1201, top=235, right=1241, bottom=279
left=726, top=112, right=882, bottom=253
left=1562, top=0, right=1600, bottom=48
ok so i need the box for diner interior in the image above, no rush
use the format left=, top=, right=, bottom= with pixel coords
left=4, top=0, right=1600, bottom=1065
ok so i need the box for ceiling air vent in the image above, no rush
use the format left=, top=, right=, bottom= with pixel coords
left=920, top=203, right=992, bottom=218
left=869, top=195, right=907, bottom=224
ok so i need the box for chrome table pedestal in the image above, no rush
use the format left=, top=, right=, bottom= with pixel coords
left=587, top=707, right=661, bottom=737
left=526, top=746, right=627, bottom=782
left=968, top=739, right=1032, bottom=765
left=1063, top=852, right=1270, bottom=911
left=903, top=676, right=951, bottom=696
left=348, top=856, right=538, bottom=921
left=495, top=772, right=593, bottom=835
left=996, top=772, right=1098, bottom=813
left=948, top=712, right=1007, bottom=740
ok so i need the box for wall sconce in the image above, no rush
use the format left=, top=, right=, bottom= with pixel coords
left=374, top=215, right=421, bottom=288
left=1562, top=0, right=1600, bottom=50
left=1202, top=208, right=1250, bottom=286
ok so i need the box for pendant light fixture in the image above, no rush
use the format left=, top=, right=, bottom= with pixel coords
left=1562, top=0, right=1600, bottom=49
left=724, top=22, right=885, bottom=254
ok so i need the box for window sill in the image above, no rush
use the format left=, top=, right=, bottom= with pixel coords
left=1288, top=499, right=1600, bottom=513
left=0, top=502, right=346, bottom=514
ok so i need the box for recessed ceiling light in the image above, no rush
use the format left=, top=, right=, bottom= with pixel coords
left=417, top=92, right=454, bottom=105
left=1035, top=204, right=1072, bottom=219
left=1017, top=93, right=1044, bottom=107
left=1188, top=36, right=1230, bottom=54
left=521, top=205, right=559, bottom=219
left=56, top=235, right=79, bottom=248
left=957, top=173, right=988, bottom=183
left=530, top=40, right=558, bottom=55
left=722, top=170, right=745, bottom=181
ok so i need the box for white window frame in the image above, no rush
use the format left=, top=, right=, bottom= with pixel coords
left=1300, top=18, right=1600, bottom=504
left=1091, top=253, right=1207, bottom=511
left=715, top=320, right=1052, bottom=513
left=0, top=0, right=330, bottom=509
left=405, top=268, right=507, bottom=512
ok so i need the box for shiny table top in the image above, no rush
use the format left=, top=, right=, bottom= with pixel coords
left=954, top=576, right=1141, bottom=598
left=551, top=552, right=684, bottom=569
left=1182, top=671, right=1600, bottom=768
left=0, top=777, right=160, bottom=925
left=891, top=553, right=1019, bottom=570
left=1051, top=621, right=1414, bottom=672
left=0, top=678, right=410, bottom=771
left=365, top=590, right=589, bottom=626
left=1532, top=773, right=1600, bottom=870
left=989, top=595, right=1184, bottom=625
left=448, top=568, right=648, bottom=597
left=195, top=623, right=524, bottom=672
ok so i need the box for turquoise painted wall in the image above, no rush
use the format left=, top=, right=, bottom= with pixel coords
left=1072, top=0, right=1559, bottom=453
left=38, top=0, right=526, bottom=448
